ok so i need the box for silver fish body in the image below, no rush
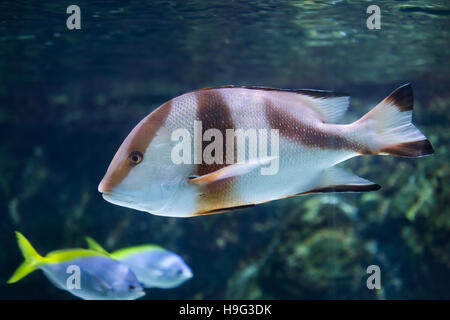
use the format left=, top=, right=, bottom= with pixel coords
left=8, top=232, right=145, bottom=300
left=41, top=256, right=145, bottom=300
left=118, top=250, right=193, bottom=289
left=98, top=84, right=433, bottom=217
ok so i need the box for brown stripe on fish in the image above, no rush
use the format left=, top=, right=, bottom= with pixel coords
left=264, top=99, right=365, bottom=152
left=98, top=100, right=173, bottom=193
left=126, top=100, right=173, bottom=155
left=193, top=89, right=240, bottom=215
left=195, top=89, right=236, bottom=174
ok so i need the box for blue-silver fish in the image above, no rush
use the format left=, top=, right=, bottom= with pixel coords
left=86, top=237, right=193, bottom=289
left=8, top=232, right=145, bottom=300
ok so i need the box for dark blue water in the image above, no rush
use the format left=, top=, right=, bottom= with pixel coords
left=0, top=0, right=449, bottom=299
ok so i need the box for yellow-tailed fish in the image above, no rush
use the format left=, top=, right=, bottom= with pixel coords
left=85, top=237, right=193, bottom=289
left=7, top=232, right=145, bottom=300
left=98, top=84, right=434, bottom=217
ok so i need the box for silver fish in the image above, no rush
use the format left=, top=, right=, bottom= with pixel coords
left=98, top=84, right=433, bottom=217
left=8, top=232, right=145, bottom=300
left=86, top=237, right=193, bottom=289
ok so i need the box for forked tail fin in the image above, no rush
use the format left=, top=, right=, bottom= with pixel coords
left=355, top=83, right=434, bottom=157
left=7, top=232, right=45, bottom=284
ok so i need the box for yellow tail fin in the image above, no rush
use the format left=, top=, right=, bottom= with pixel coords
left=85, top=237, right=110, bottom=256
left=7, top=232, right=45, bottom=284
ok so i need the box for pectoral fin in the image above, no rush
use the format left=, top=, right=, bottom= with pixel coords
left=299, top=167, right=381, bottom=195
left=188, top=156, right=277, bottom=186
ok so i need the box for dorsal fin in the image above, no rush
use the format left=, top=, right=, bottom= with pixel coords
left=197, top=85, right=350, bottom=123
left=293, top=89, right=350, bottom=123
left=85, top=237, right=110, bottom=256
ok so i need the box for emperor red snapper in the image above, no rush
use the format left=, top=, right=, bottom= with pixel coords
left=98, top=84, right=434, bottom=217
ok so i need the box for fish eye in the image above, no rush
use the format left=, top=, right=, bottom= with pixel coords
left=128, top=151, right=143, bottom=164
left=128, top=284, right=136, bottom=291
left=176, top=269, right=183, bottom=276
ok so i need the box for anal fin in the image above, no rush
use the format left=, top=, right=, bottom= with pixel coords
left=193, top=204, right=255, bottom=216
left=298, top=167, right=381, bottom=195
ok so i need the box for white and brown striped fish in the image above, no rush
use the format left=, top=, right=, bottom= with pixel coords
left=98, top=84, right=434, bottom=217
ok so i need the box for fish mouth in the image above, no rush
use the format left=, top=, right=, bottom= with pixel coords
left=102, top=192, right=136, bottom=206
left=100, top=178, right=182, bottom=214
left=98, top=178, right=113, bottom=194
left=134, top=289, right=146, bottom=299
left=184, top=269, right=194, bottom=280
left=101, top=191, right=167, bottom=214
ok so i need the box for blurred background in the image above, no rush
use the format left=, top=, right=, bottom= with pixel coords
left=0, top=0, right=448, bottom=299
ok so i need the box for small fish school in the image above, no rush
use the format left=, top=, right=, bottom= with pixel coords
left=8, top=232, right=192, bottom=300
